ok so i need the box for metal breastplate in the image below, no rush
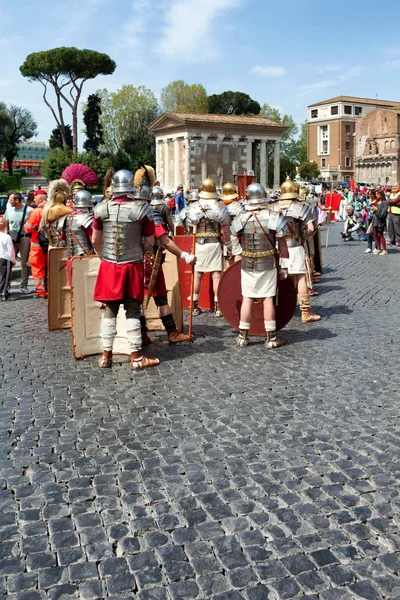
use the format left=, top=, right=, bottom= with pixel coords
left=65, top=214, right=94, bottom=258
left=101, top=203, right=144, bottom=264
left=241, top=212, right=276, bottom=271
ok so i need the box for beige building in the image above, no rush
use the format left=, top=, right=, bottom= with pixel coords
left=354, top=108, right=400, bottom=185
left=148, top=112, right=288, bottom=191
left=307, top=96, right=400, bottom=182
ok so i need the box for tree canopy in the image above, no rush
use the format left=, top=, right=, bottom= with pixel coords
left=97, top=85, right=159, bottom=167
left=49, top=124, right=73, bottom=150
left=83, top=93, right=104, bottom=155
left=160, top=80, right=208, bottom=114
left=298, top=161, right=320, bottom=180
left=20, top=47, right=116, bottom=153
left=208, top=91, right=260, bottom=115
left=0, top=103, right=37, bottom=175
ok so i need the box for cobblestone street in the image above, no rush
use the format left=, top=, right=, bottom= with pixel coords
left=1, top=224, right=400, bottom=600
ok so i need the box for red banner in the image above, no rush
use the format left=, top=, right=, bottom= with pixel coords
left=325, top=193, right=342, bottom=212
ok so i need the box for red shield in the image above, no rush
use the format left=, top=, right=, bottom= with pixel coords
left=217, top=261, right=297, bottom=336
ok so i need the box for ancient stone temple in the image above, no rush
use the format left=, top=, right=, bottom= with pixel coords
left=148, top=112, right=288, bottom=191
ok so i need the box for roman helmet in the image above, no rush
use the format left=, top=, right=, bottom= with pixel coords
left=150, top=186, right=164, bottom=206
left=244, top=183, right=267, bottom=210
left=198, top=178, right=218, bottom=199
left=61, top=164, right=99, bottom=197
left=73, top=189, right=93, bottom=209
left=280, top=175, right=299, bottom=201
left=113, top=170, right=134, bottom=195
left=40, top=179, right=72, bottom=229
left=220, top=182, right=239, bottom=205
left=189, top=190, right=199, bottom=203
left=133, top=163, right=156, bottom=201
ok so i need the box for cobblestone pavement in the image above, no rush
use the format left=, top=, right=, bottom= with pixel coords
left=1, top=225, right=400, bottom=600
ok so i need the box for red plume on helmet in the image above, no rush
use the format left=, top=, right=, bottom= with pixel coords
left=61, top=164, right=99, bottom=190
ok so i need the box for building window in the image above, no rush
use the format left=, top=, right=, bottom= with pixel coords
left=321, top=158, right=326, bottom=167
left=345, top=157, right=351, bottom=167
left=345, top=125, right=351, bottom=134
left=331, top=106, right=338, bottom=115
left=344, top=105, right=352, bottom=115
left=332, top=175, right=338, bottom=181
left=311, top=109, right=318, bottom=118
left=318, top=125, right=329, bottom=155
left=345, top=141, right=350, bottom=150
left=355, top=106, right=362, bottom=116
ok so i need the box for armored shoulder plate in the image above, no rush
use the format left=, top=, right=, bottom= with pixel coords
left=129, top=201, right=154, bottom=223
left=57, top=215, right=68, bottom=233
left=94, top=202, right=109, bottom=220
left=185, top=202, right=203, bottom=226
left=227, top=201, right=245, bottom=218
left=77, top=212, right=94, bottom=229
left=198, top=199, right=231, bottom=225
left=231, top=212, right=251, bottom=236
left=151, top=208, right=164, bottom=226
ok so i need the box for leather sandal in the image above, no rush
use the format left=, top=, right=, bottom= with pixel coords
left=130, top=351, right=159, bottom=370
left=98, top=350, right=112, bottom=368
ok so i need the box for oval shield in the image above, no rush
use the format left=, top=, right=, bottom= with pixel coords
left=217, top=261, right=297, bottom=336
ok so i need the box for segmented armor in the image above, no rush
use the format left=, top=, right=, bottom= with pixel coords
left=95, top=200, right=154, bottom=263
left=64, top=213, right=94, bottom=257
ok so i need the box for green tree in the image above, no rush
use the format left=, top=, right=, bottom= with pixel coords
left=208, top=91, right=260, bottom=115
left=20, top=47, right=116, bottom=153
left=298, top=121, right=308, bottom=164
left=298, top=161, right=320, bottom=180
left=42, top=149, right=74, bottom=181
left=161, top=80, right=208, bottom=113
left=83, top=93, right=104, bottom=155
left=0, top=103, right=37, bottom=175
left=260, top=104, right=301, bottom=186
left=49, top=124, right=73, bottom=150
left=98, top=85, right=159, bottom=166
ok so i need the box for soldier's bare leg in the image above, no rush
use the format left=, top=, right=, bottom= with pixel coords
left=192, top=272, right=203, bottom=315
left=297, top=274, right=321, bottom=323
left=237, top=297, right=252, bottom=347
left=263, top=297, right=282, bottom=349
left=212, top=271, right=222, bottom=316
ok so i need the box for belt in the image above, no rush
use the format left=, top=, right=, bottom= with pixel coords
left=241, top=249, right=276, bottom=258
left=196, top=232, right=220, bottom=238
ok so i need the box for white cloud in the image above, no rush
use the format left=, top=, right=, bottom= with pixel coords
left=0, top=38, right=11, bottom=45
left=387, top=60, right=400, bottom=68
left=317, top=65, right=342, bottom=73
left=251, top=66, right=286, bottom=77
left=154, top=0, right=246, bottom=63
left=297, top=66, right=362, bottom=97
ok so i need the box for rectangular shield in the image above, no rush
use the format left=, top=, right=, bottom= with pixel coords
left=48, top=247, right=71, bottom=331
left=145, top=250, right=183, bottom=332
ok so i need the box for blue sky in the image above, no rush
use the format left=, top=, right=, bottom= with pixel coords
left=1, top=0, right=400, bottom=145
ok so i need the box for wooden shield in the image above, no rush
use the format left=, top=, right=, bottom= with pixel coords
left=217, top=262, right=297, bottom=336
left=173, top=235, right=214, bottom=310
left=48, top=247, right=71, bottom=331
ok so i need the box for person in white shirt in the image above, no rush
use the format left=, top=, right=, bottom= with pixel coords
left=0, top=218, right=16, bottom=301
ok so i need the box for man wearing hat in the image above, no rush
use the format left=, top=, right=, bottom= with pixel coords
left=24, top=189, right=49, bottom=298
left=185, top=178, right=232, bottom=317
left=220, top=182, right=244, bottom=266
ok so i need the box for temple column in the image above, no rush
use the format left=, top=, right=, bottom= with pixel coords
left=164, top=139, right=170, bottom=191
left=174, top=137, right=180, bottom=188
left=260, top=140, right=267, bottom=188
left=183, top=135, right=191, bottom=187
left=273, top=140, right=281, bottom=189
left=201, top=134, right=209, bottom=181
left=246, top=138, right=254, bottom=173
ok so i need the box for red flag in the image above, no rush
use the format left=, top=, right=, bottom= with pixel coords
left=350, top=179, right=356, bottom=190
left=325, top=193, right=342, bottom=212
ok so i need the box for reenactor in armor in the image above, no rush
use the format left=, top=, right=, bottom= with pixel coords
left=92, top=169, right=159, bottom=371
left=231, top=183, right=288, bottom=349
left=41, top=179, right=72, bottom=247
left=220, top=182, right=244, bottom=265
left=61, top=190, right=95, bottom=259
left=150, top=185, right=174, bottom=234
left=273, top=177, right=321, bottom=323
left=185, top=178, right=232, bottom=317
left=131, top=167, right=196, bottom=345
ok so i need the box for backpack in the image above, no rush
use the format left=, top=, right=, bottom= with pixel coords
left=167, top=195, right=176, bottom=212
left=38, top=231, right=49, bottom=253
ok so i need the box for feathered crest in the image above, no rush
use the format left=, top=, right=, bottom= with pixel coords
left=61, top=164, right=99, bottom=187
left=134, top=163, right=156, bottom=189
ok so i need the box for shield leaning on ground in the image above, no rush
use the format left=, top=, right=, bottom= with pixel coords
left=70, top=252, right=183, bottom=359
left=48, top=247, right=71, bottom=331
left=217, top=261, right=297, bottom=336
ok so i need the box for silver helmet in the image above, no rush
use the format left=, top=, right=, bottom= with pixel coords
left=133, top=184, right=152, bottom=201
left=150, top=186, right=164, bottom=206
left=113, top=170, right=134, bottom=194
left=245, top=183, right=267, bottom=208
left=189, top=190, right=199, bottom=203
left=73, top=189, right=93, bottom=209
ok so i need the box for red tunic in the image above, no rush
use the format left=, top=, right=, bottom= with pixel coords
left=92, top=205, right=155, bottom=302
left=144, top=222, right=168, bottom=298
